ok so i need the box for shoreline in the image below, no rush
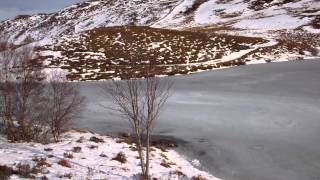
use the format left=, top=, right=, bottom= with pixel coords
left=0, top=129, right=220, bottom=180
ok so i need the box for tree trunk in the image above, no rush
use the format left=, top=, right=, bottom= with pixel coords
left=135, top=127, right=146, bottom=176
left=145, top=129, right=151, bottom=180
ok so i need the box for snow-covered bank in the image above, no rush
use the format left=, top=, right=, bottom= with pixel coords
left=0, top=130, right=220, bottom=180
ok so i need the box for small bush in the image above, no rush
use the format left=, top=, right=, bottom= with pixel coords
left=160, top=153, right=168, bottom=160
left=89, top=136, right=104, bottom=143
left=15, top=163, right=37, bottom=178
left=160, top=160, right=171, bottom=168
left=112, top=152, right=127, bottom=164
left=99, top=153, right=108, bottom=158
left=57, top=159, right=72, bottom=168
left=170, top=170, right=186, bottom=177
left=63, top=152, right=74, bottom=159
left=72, top=146, right=82, bottom=153
left=160, top=160, right=176, bottom=168
left=44, top=148, right=53, bottom=152
left=0, top=165, right=13, bottom=180
left=76, top=136, right=85, bottom=143
left=58, top=173, right=72, bottom=179
left=88, top=145, right=98, bottom=149
left=41, top=175, right=48, bottom=180
left=116, top=138, right=132, bottom=145
left=129, top=145, right=137, bottom=151
left=191, top=175, right=206, bottom=180
left=32, top=157, right=51, bottom=168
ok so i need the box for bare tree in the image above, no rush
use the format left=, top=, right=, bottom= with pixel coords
left=46, top=71, right=85, bottom=142
left=104, top=76, right=172, bottom=179
left=0, top=38, right=85, bottom=143
left=0, top=40, right=16, bottom=139
left=0, top=41, right=47, bottom=142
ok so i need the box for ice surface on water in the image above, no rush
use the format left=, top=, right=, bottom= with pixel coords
left=77, top=60, right=320, bottom=180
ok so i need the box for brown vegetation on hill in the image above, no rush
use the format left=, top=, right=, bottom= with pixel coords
left=43, top=26, right=267, bottom=80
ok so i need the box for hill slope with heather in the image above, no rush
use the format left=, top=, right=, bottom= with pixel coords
left=0, top=0, right=319, bottom=80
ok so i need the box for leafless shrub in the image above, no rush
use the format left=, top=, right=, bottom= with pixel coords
left=15, top=163, right=38, bottom=178
left=103, top=73, right=172, bottom=179
left=0, top=38, right=85, bottom=143
left=46, top=71, right=85, bottom=142
left=112, top=152, right=127, bottom=164
left=0, top=41, right=48, bottom=142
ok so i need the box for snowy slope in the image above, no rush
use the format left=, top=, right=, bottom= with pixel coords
left=0, top=0, right=180, bottom=44
left=0, top=130, right=220, bottom=179
left=153, top=0, right=320, bottom=33
left=0, top=0, right=319, bottom=80
left=1, top=0, right=319, bottom=45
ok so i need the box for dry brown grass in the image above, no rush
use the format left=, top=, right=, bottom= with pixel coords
left=43, top=26, right=267, bottom=81
left=192, top=175, right=207, bottom=180
left=15, top=163, right=38, bottom=178
left=170, top=170, right=186, bottom=177
left=57, top=159, right=72, bottom=168
left=160, top=160, right=176, bottom=168
left=32, top=157, right=51, bottom=168
left=116, top=138, right=132, bottom=145
left=0, top=165, right=13, bottom=180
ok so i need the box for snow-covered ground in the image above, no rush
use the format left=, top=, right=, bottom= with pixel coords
left=154, top=0, right=320, bottom=33
left=0, top=130, right=219, bottom=180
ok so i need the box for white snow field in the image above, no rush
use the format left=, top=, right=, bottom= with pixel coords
left=76, top=59, right=320, bottom=180
left=0, top=130, right=219, bottom=179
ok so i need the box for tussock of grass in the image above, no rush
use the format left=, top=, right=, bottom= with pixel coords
left=57, top=159, right=72, bottom=168
left=112, top=152, right=127, bottom=164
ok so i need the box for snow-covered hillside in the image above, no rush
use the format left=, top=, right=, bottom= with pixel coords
left=0, top=0, right=319, bottom=80
left=1, top=0, right=319, bottom=45
left=154, top=0, right=320, bottom=33
left=0, top=0, right=180, bottom=44
left=0, top=130, right=219, bottom=179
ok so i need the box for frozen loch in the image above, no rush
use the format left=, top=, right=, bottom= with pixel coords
left=77, top=59, right=320, bottom=180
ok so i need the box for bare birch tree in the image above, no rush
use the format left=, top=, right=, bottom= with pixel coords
left=0, top=38, right=85, bottom=143
left=104, top=76, right=172, bottom=179
left=0, top=41, right=47, bottom=142
left=46, top=71, right=85, bottom=142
